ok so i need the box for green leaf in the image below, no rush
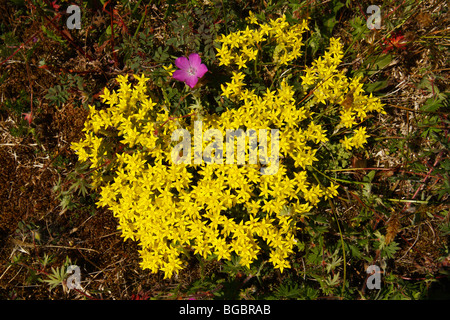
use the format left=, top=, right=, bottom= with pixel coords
left=363, top=170, right=376, bottom=183
left=364, top=80, right=388, bottom=93
left=41, top=25, right=65, bottom=44
left=325, top=272, right=340, bottom=287
left=326, top=250, right=343, bottom=273
left=421, top=96, right=444, bottom=112
left=382, top=241, right=400, bottom=259
left=42, top=266, right=67, bottom=289
left=348, top=243, right=363, bottom=259
left=349, top=16, right=368, bottom=38
left=274, top=283, right=303, bottom=299
left=324, top=17, right=337, bottom=33
left=367, top=54, right=393, bottom=75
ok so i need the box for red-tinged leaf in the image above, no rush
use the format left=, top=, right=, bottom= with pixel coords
left=23, top=112, right=33, bottom=124
left=51, top=1, right=60, bottom=11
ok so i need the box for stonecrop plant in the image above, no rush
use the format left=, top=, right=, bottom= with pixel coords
left=71, top=14, right=384, bottom=279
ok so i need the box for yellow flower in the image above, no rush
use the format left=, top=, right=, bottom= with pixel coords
left=341, top=135, right=354, bottom=150
left=163, top=64, right=175, bottom=76
left=236, top=55, right=248, bottom=69
left=220, top=83, right=233, bottom=98
left=352, top=126, right=370, bottom=148
left=325, top=182, right=339, bottom=200
left=246, top=10, right=258, bottom=24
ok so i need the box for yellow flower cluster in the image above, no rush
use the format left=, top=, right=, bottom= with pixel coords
left=71, top=15, right=384, bottom=279
left=216, top=14, right=308, bottom=68
left=300, top=37, right=385, bottom=150
left=71, top=76, right=298, bottom=277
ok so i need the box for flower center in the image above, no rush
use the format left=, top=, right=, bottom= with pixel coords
left=187, top=67, right=196, bottom=76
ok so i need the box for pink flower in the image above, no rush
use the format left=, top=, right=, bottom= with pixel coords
left=23, top=112, right=33, bottom=125
left=173, top=53, right=208, bottom=88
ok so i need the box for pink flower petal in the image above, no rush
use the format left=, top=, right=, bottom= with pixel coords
left=184, top=75, right=199, bottom=88
left=173, top=69, right=190, bottom=82
left=188, top=53, right=202, bottom=69
left=174, top=56, right=190, bottom=70
left=195, top=63, right=208, bottom=78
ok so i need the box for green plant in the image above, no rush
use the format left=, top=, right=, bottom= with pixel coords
left=45, top=84, right=69, bottom=107
left=42, top=264, right=67, bottom=289
left=274, top=282, right=303, bottom=299
left=52, top=161, right=93, bottom=213
left=40, top=256, right=74, bottom=290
